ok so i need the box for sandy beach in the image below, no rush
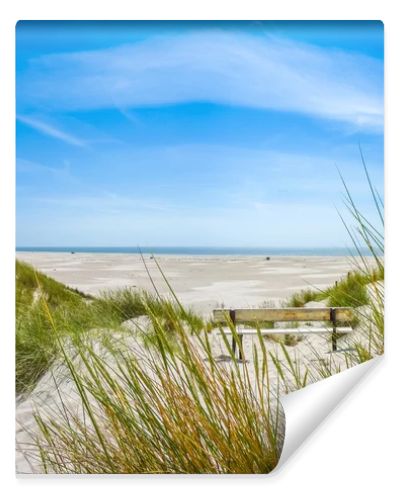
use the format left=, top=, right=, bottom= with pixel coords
left=15, top=251, right=381, bottom=473
left=17, top=252, right=366, bottom=315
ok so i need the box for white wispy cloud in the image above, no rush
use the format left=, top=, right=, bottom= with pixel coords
left=18, top=31, right=383, bottom=130
left=17, top=115, right=87, bottom=147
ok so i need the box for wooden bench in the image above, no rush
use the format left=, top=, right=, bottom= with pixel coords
left=213, top=307, right=354, bottom=360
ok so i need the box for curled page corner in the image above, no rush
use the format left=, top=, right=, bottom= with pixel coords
left=275, top=356, right=382, bottom=470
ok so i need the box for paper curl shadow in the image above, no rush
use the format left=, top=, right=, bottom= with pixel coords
left=272, top=356, right=382, bottom=473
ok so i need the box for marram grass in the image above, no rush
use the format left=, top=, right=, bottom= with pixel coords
left=16, top=260, right=206, bottom=394
left=33, top=303, right=284, bottom=474
left=269, top=158, right=384, bottom=390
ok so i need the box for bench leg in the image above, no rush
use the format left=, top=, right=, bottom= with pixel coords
left=332, top=332, right=337, bottom=352
left=238, top=334, right=244, bottom=361
left=231, top=335, right=244, bottom=360
left=232, top=336, right=237, bottom=358
left=330, top=307, right=338, bottom=352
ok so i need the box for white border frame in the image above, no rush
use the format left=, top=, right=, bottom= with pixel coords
left=1, top=2, right=399, bottom=498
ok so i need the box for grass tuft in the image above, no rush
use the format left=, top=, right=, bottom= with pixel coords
left=32, top=303, right=284, bottom=473
left=16, top=260, right=205, bottom=394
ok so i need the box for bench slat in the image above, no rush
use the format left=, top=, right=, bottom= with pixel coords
left=219, top=326, right=353, bottom=336
left=213, top=307, right=353, bottom=323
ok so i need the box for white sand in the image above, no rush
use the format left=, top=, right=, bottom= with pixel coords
left=16, top=252, right=367, bottom=315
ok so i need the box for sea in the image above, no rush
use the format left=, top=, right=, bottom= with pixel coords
left=15, top=246, right=377, bottom=256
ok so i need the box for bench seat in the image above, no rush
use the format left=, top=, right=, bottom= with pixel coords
left=219, top=326, right=353, bottom=336
left=213, top=306, right=354, bottom=359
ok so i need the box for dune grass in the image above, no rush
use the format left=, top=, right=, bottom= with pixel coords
left=16, top=260, right=94, bottom=394
left=269, top=158, right=384, bottom=389
left=17, top=261, right=284, bottom=473
left=16, top=259, right=89, bottom=311
left=286, top=267, right=382, bottom=309
left=337, top=154, right=384, bottom=360
left=32, top=295, right=283, bottom=474
left=16, top=260, right=205, bottom=394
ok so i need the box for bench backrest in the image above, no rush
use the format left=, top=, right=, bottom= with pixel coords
left=213, top=307, right=353, bottom=323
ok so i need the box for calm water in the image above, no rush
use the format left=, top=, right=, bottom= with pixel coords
left=15, top=246, right=376, bottom=256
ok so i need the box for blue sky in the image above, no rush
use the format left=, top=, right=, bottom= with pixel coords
left=16, top=21, right=384, bottom=247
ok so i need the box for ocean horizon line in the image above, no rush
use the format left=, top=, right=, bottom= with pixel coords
left=15, top=246, right=378, bottom=256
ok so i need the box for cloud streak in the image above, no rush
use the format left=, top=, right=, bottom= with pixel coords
left=17, top=115, right=87, bottom=147
left=18, top=31, right=383, bottom=131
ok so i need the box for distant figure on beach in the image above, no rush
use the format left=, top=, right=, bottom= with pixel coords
left=266, top=256, right=271, bottom=261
